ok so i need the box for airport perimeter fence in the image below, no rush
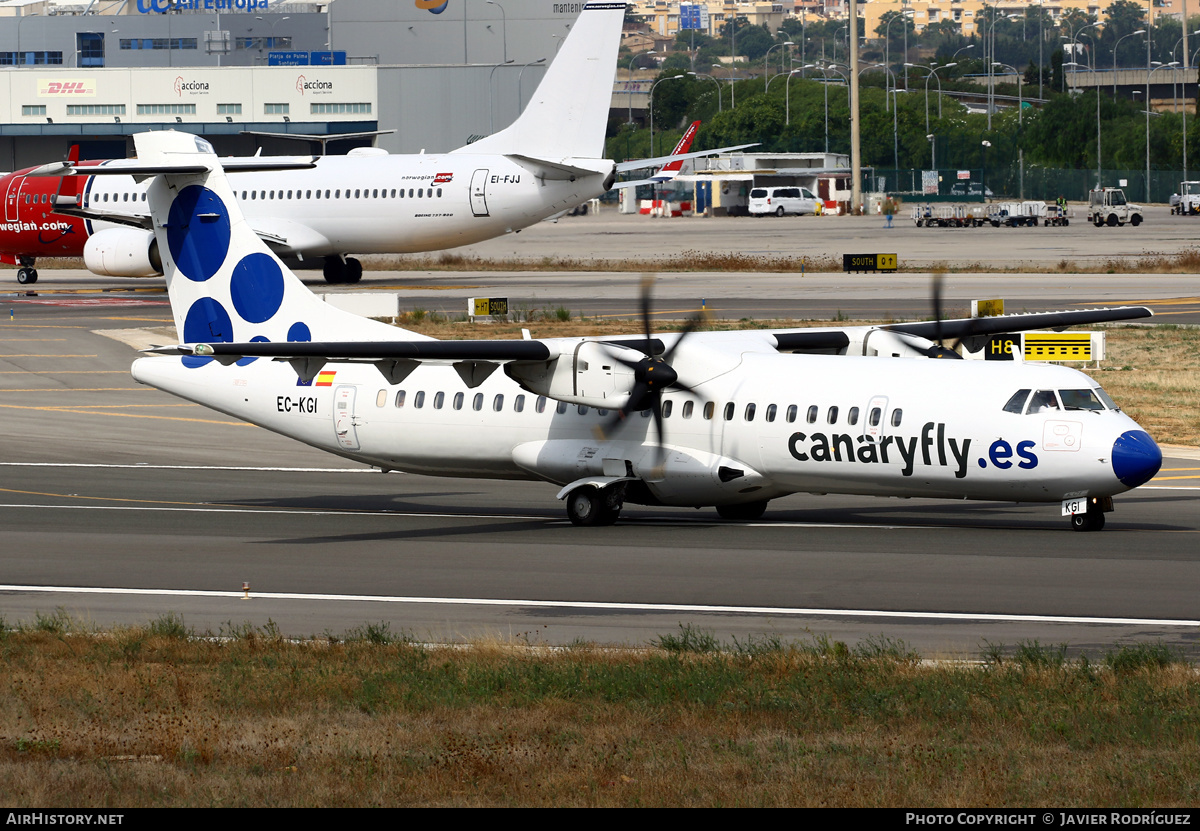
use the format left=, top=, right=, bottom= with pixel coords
left=872, top=168, right=1186, bottom=204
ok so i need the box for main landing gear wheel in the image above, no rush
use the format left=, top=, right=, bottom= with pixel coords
left=715, top=500, right=769, bottom=521
left=322, top=256, right=363, bottom=284
left=16, top=267, right=37, bottom=285
left=1070, top=510, right=1105, bottom=532
left=565, top=486, right=623, bottom=527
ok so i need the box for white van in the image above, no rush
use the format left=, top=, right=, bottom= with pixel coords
left=748, top=186, right=820, bottom=217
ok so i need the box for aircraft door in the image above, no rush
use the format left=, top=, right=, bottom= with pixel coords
left=470, top=169, right=490, bottom=217
left=5, top=176, right=21, bottom=222
left=863, top=395, right=889, bottom=442
left=333, top=385, right=360, bottom=451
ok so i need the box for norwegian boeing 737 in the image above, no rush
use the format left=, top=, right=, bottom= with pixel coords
left=48, top=130, right=1162, bottom=529
left=3, top=2, right=745, bottom=285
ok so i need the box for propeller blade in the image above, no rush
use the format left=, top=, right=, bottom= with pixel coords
left=932, top=273, right=946, bottom=347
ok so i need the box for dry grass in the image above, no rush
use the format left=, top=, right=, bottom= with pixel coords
left=1, top=624, right=1199, bottom=807
left=364, top=247, right=1200, bottom=274
left=1083, top=326, right=1200, bottom=446
left=16, top=246, right=1200, bottom=274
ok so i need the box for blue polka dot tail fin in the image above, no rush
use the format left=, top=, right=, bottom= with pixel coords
left=135, top=131, right=428, bottom=350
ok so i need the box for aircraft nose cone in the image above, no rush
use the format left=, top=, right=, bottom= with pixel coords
left=1112, top=430, right=1162, bottom=488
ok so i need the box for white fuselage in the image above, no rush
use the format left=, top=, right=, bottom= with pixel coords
left=131, top=335, right=1149, bottom=508
left=80, top=153, right=610, bottom=258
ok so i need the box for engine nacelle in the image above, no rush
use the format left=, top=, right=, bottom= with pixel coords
left=506, top=340, right=638, bottom=409
left=83, top=228, right=162, bottom=278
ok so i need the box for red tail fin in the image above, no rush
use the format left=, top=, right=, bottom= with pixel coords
left=659, top=121, right=700, bottom=173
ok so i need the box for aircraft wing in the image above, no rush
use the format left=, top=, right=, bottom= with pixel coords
left=613, top=143, right=758, bottom=174
left=27, top=156, right=316, bottom=179
left=882, top=306, right=1154, bottom=340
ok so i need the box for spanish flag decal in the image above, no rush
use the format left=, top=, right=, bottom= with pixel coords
left=315, top=370, right=337, bottom=387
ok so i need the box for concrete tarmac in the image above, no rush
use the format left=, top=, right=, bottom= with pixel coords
left=1, top=299, right=1197, bottom=656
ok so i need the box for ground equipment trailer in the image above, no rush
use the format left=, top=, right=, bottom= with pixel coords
left=911, top=204, right=989, bottom=227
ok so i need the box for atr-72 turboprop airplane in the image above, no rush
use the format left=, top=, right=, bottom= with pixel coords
left=52, top=125, right=1163, bottom=533
left=1, top=2, right=743, bottom=286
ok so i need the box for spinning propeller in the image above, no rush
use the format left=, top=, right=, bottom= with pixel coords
left=593, top=276, right=706, bottom=466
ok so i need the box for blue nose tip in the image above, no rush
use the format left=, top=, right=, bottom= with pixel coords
left=1112, top=430, right=1162, bottom=488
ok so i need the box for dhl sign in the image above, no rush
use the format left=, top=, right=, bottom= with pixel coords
left=38, top=79, right=97, bottom=97
left=985, top=332, right=1104, bottom=362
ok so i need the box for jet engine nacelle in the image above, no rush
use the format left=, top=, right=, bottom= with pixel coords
left=506, top=340, right=638, bottom=409
left=83, top=228, right=162, bottom=278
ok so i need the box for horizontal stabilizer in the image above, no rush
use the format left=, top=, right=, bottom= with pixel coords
left=614, top=144, right=758, bottom=173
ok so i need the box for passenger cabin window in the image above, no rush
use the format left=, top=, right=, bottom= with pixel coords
left=806, top=405, right=818, bottom=424
left=847, top=407, right=859, bottom=426
left=765, top=404, right=777, bottom=423
left=682, top=400, right=693, bottom=419
left=869, top=407, right=881, bottom=427
left=703, top=402, right=715, bottom=420
left=1003, top=389, right=1031, bottom=414
left=494, top=395, right=505, bottom=412
left=826, top=406, right=838, bottom=424
left=453, top=392, right=464, bottom=410
left=723, top=402, right=735, bottom=421
left=744, top=403, right=756, bottom=421
left=1027, top=390, right=1060, bottom=413
left=891, top=408, right=903, bottom=427
left=394, top=390, right=406, bottom=408
left=514, top=395, right=525, bottom=413
left=433, top=392, right=444, bottom=409
left=376, top=390, right=386, bottom=407
left=786, top=405, right=798, bottom=423
left=556, top=401, right=568, bottom=415
left=414, top=391, right=425, bottom=409
left=473, top=393, right=484, bottom=411
left=662, top=400, right=673, bottom=418
left=536, top=396, right=547, bottom=413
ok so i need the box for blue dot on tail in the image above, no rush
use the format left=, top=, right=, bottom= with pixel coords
left=181, top=298, right=233, bottom=369
left=167, top=185, right=231, bottom=283
left=288, top=322, right=311, bottom=342
left=229, top=253, right=285, bottom=324
left=236, top=335, right=270, bottom=367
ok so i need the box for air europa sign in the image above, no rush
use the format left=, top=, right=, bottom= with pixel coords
left=137, top=0, right=269, bottom=11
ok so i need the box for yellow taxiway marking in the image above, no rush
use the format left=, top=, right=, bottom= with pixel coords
left=0, top=485, right=239, bottom=510
left=1093, top=297, right=1200, bottom=307
left=593, top=308, right=707, bottom=319
left=0, top=338, right=67, bottom=342
left=0, top=370, right=127, bottom=375
left=0, top=388, right=148, bottom=393
left=0, top=354, right=98, bottom=358
left=1152, top=475, right=1200, bottom=481
left=0, top=401, right=250, bottom=426
left=1161, top=467, right=1200, bottom=471
left=99, top=317, right=173, bottom=322
left=367, top=285, right=482, bottom=291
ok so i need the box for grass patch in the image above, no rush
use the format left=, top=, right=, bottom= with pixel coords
left=1, top=619, right=1199, bottom=806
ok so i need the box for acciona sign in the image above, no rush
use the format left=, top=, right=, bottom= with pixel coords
left=136, top=0, right=271, bottom=12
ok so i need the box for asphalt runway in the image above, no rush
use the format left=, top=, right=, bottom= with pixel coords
left=1, top=299, right=1198, bottom=656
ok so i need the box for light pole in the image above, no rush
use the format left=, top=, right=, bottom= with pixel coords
left=884, top=11, right=914, bottom=111
left=1115, top=29, right=1147, bottom=93
left=486, top=0, right=507, bottom=64
left=627, top=50, right=655, bottom=123
left=687, top=71, right=722, bottom=112
left=927, top=133, right=936, bottom=172
left=987, top=13, right=1021, bottom=130
left=764, top=41, right=795, bottom=91
left=716, top=62, right=737, bottom=110
left=16, top=12, right=39, bottom=66
left=865, top=63, right=899, bottom=173
left=1147, top=61, right=1180, bottom=202
left=649, top=74, right=685, bottom=158
left=489, top=59, right=514, bottom=134
left=994, top=62, right=1023, bottom=125
left=785, top=69, right=802, bottom=124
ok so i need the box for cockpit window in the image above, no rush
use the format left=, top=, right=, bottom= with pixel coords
left=1003, top=389, right=1031, bottom=414
left=1027, top=390, right=1060, bottom=413
left=1094, top=387, right=1120, bottom=412
left=1059, top=389, right=1106, bottom=411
